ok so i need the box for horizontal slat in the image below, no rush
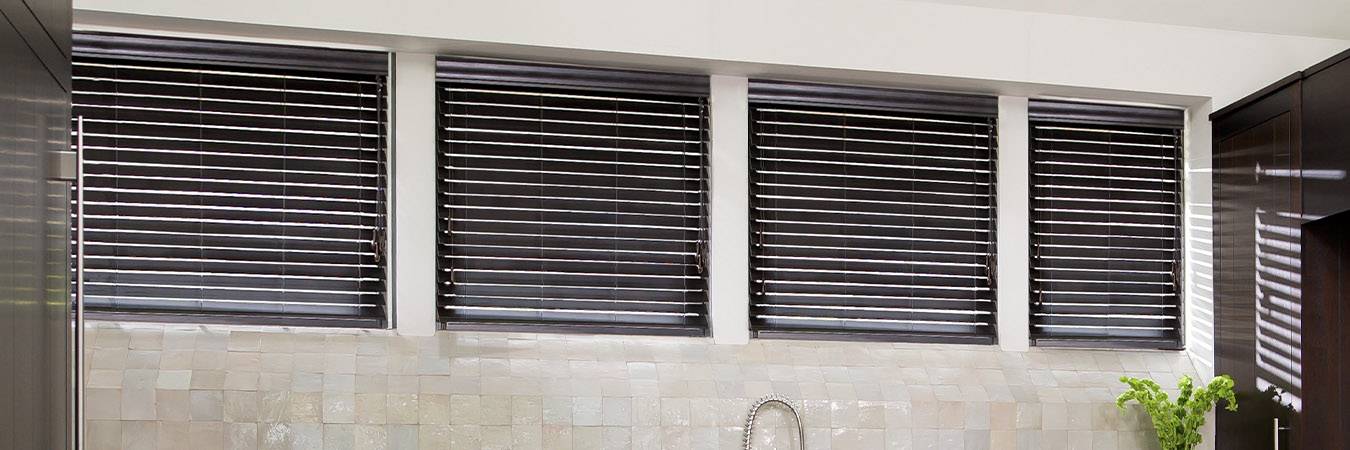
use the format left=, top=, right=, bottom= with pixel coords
left=749, top=80, right=998, bottom=117
left=74, top=32, right=389, bottom=75
left=437, top=58, right=709, bottom=96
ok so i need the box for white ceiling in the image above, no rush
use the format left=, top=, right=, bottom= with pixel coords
left=907, top=0, right=1350, bottom=41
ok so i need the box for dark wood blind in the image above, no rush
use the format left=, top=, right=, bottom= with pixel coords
left=72, top=33, right=389, bottom=327
left=749, top=80, right=999, bottom=343
left=436, top=58, right=709, bottom=335
left=1029, top=100, right=1184, bottom=348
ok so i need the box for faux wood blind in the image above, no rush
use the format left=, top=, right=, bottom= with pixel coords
left=71, top=33, right=389, bottom=327
left=436, top=58, right=710, bottom=335
left=1028, top=100, right=1185, bottom=348
left=749, top=80, right=999, bottom=343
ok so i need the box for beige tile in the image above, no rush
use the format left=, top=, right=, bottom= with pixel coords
left=1017, top=403, right=1043, bottom=430
left=292, top=423, right=323, bottom=450
left=542, top=397, right=572, bottom=425
left=990, top=402, right=1017, bottom=430
left=128, top=329, right=165, bottom=350
left=660, top=398, right=690, bottom=426
left=937, top=401, right=964, bottom=429
left=290, top=392, right=323, bottom=422
left=541, top=425, right=573, bottom=450
left=190, top=421, right=226, bottom=450
left=159, top=350, right=195, bottom=370
left=481, top=395, right=512, bottom=426
left=324, top=392, right=357, bottom=423
left=1066, top=403, right=1093, bottom=430
left=259, top=423, right=291, bottom=450
left=479, top=425, right=511, bottom=450
left=325, top=424, right=356, bottom=450
left=419, top=394, right=450, bottom=424
left=448, top=425, right=481, bottom=450
left=659, top=426, right=690, bottom=450
left=355, top=393, right=387, bottom=424
left=158, top=370, right=192, bottom=390
left=294, top=353, right=327, bottom=373
left=258, top=372, right=292, bottom=392
left=259, top=333, right=295, bottom=353
left=225, top=423, right=259, bottom=450
left=514, top=396, right=543, bottom=425
left=86, top=388, right=122, bottom=420
left=1043, top=403, right=1069, bottom=430
left=122, top=420, right=156, bottom=450
left=191, top=371, right=228, bottom=390
left=87, top=369, right=124, bottom=389
left=156, top=389, right=190, bottom=421
left=1093, top=403, right=1120, bottom=431
left=450, top=395, right=482, bottom=425
left=124, top=347, right=161, bottom=368
left=572, top=426, right=603, bottom=449
left=511, top=425, right=542, bottom=449
left=224, top=390, right=260, bottom=422
left=194, top=350, right=229, bottom=371
left=354, top=425, right=388, bottom=450
left=259, top=391, right=290, bottom=422
left=89, top=348, right=128, bottom=370
left=418, top=424, right=451, bottom=450
left=122, top=388, right=156, bottom=420
left=988, top=430, right=1017, bottom=450
left=189, top=390, right=224, bottom=421
left=123, top=369, right=158, bottom=389
left=387, top=393, right=420, bottom=424
left=227, top=352, right=262, bottom=372
left=261, top=354, right=294, bottom=373
left=911, top=401, right=939, bottom=428
left=87, top=420, right=122, bottom=450
left=225, top=372, right=260, bottom=391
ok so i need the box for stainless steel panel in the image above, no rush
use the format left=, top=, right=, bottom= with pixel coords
left=1, top=7, right=71, bottom=450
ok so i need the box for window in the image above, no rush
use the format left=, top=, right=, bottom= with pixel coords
left=435, top=57, right=710, bottom=335
left=1028, top=100, right=1184, bottom=348
left=72, top=32, right=389, bottom=327
left=749, top=80, right=999, bottom=343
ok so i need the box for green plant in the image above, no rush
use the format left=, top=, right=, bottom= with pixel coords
left=1116, top=375, right=1237, bottom=450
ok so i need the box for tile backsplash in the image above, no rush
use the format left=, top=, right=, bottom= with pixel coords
left=83, top=321, right=1207, bottom=449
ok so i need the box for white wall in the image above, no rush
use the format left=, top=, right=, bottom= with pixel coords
left=74, top=0, right=1348, bottom=109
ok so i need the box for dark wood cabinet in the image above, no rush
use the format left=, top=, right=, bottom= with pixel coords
left=1213, top=48, right=1350, bottom=450
left=1302, top=210, right=1350, bottom=450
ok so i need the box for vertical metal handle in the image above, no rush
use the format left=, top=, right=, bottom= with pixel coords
left=73, top=116, right=85, bottom=450
left=1273, top=417, right=1291, bottom=450
left=1274, top=418, right=1280, bottom=450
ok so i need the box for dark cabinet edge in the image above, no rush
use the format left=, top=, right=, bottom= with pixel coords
left=1210, top=72, right=1301, bottom=122
left=1303, top=46, right=1350, bottom=79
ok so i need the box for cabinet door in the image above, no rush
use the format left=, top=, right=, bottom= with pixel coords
left=1214, top=81, right=1302, bottom=450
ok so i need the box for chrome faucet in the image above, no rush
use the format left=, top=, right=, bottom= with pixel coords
left=743, top=394, right=806, bottom=450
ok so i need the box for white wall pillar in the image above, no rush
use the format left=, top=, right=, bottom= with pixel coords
left=1184, top=102, right=1216, bottom=380
left=996, top=96, right=1031, bottom=351
left=390, top=52, right=438, bottom=336
left=708, top=75, right=750, bottom=345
